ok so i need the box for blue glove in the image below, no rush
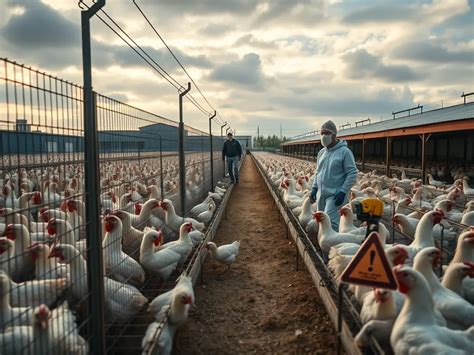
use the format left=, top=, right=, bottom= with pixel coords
left=334, top=191, right=346, bottom=206
left=310, top=187, right=318, bottom=202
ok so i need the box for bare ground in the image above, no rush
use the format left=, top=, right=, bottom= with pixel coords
left=174, top=155, right=337, bottom=354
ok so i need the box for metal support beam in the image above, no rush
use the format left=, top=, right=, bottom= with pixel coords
left=209, top=111, right=216, bottom=189
left=420, top=133, right=431, bottom=183
left=179, top=82, right=191, bottom=217
left=385, top=137, right=392, bottom=177
left=461, top=91, right=474, bottom=104
left=362, top=139, right=366, bottom=171
left=220, top=122, right=227, bottom=137
left=158, top=134, right=164, bottom=199
left=81, top=1, right=106, bottom=354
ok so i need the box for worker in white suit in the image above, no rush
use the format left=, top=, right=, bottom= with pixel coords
left=310, top=120, right=358, bottom=231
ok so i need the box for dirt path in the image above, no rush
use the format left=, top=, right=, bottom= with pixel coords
left=175, top=155, right=337, bottom=354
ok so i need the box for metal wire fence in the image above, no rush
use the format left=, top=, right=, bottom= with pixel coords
left=0, top=57, right=226, bottom=354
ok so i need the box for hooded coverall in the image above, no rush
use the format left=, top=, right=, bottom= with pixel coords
left=312, top=140, right=358, bottom=231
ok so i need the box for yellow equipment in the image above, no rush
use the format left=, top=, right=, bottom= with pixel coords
left=355, top=198, right=384, bottom=220
left=354, top=198, right=384, bottom=239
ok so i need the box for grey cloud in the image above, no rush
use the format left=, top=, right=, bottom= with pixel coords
left=273, top=85, right=415, bottom=117
left=343, top=49, right=419, bottom=82
left=198, top=23, right=235, bottom=37
left=391, top=41, right=474, bottom=63
left=234, top=34, right=276, bottom=49
left=2, top=0, right=79, bottom=48
left=417, top=64, right=474, bottom=88
left=0, top=0, right=212, bottom=73
left=343, top=4, right=416, bottom=24
left=92, top=42, right=212, bottom=71
left=253, top=0, right=327, bottom=26
left=138, top=0, right=259, bottom=16
left=282, top=35, right=327, bottom=55
left=209, top=53, right=268, bottom=89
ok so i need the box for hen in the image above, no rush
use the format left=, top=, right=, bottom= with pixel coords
left=390, top=265, right=474, bottom=354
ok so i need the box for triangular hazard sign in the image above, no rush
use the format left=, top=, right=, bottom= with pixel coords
left=340, top=231, right=398, bottom=290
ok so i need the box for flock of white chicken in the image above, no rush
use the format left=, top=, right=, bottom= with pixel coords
left=254, top=151, right=474, bottom=354
left=0, top=152, right=241, bottom=354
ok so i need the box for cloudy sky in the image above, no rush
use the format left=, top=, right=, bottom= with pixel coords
left=1, top=0, right=473, bottom=137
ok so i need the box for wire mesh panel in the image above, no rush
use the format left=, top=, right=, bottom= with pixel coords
left=1, top=46, right=230, bottom=352
left=0, top=58, right=90, bottom=353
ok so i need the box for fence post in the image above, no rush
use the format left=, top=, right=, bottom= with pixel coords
left=209, top=111, right=216, bottom=189
left=159, top=134, right=164, bottom=199
left=81, top=1, right=106, bottom=354
left=220, top=121, right=227, bottom=137
left=179, top=83, right=191, bottom=217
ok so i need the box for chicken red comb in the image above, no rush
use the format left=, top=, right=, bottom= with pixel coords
left=3, top=224, right=15, bottom=240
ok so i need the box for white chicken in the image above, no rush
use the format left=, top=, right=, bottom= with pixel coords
left=112, top=209, right=144, bottom=256
left=206, top=241, right=240, bottom=272
left=313, top=211, right=364, bottom=254
left=143, top=276, right=195, bottom=355
left=338, top=205, right=366, bottom=235
left=48, top=244, right=147, bottom=323
left=196, top=202, right=215, bottom=224
left=390, top=265, right=474, bottom=354
left=0, top=270, right=33, bottom=330
left=46, top=218, right=86, bottom=258
left=0, top=238, right=15, bottom=278
left=139, top=229, right=181, bottom=280
left=405, top=210, right=443, bottom=261
left=442, top=262, right=474, bottom=300
left=413, top=247, right=474, bottom=329
left=26, top=243, right=69, bottom=280
left=2, top=269, right=66, bottom=307
left=160, top=199, right=204, bottom=233
left=148, top=274, right=193, bottom=315
left=190, top=195, right=214, bottom=216
left=156, top=222, right=194, bottom=265
left=449, top=229, right=474, bottom=303
left=102, top=215, right=145, bottom=286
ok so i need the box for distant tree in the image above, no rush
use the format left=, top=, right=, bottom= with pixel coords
left=253, top=134, right=289, bottom=149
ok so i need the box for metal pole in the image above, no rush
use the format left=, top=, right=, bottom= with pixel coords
left=220, top=122, right=227, bottom=137
left=226, top=126, right=231, bottom=135
left=179, top=83, right=191, bottom=217
left=209, top=111, right=216, bottom=189
left=439, top=224, right=444, bottom=276
left=385, top=137, right=392, bottom=177
left=336, top=283, right=343, bottom=355
left=362, top=138, right=366, bottom=171
left=159, top=134, right=164, bottom=199
left=421, top=133, right=426, bottom=184
left=81, top=1, right=106, bottom=354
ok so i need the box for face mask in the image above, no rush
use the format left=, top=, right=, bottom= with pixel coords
left=321, top=134, right=333, bottom=147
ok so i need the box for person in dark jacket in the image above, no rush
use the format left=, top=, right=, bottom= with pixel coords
left=222, top=132, right=242, bottom=183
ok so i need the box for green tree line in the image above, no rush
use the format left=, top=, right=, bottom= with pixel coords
left=253, top=135, right=288, bottom=148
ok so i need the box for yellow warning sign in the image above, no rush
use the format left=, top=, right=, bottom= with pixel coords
left=340, top=231, right=398, bottom=290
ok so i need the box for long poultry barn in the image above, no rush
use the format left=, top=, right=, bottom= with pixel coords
left=256, top=99, right=474, bottom=354
left=252, top=145, right=474, bottom=354
left=281, top=101, right=474, bottom=183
